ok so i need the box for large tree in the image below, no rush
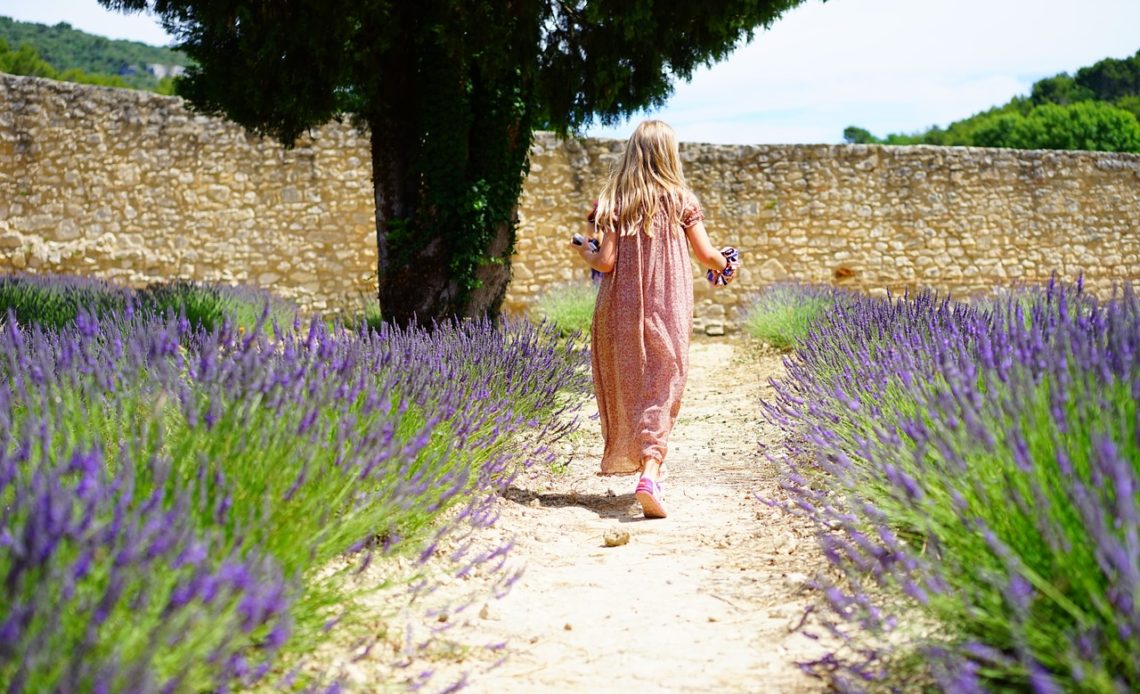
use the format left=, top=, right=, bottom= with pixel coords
left=101, top=0, right=808, bottom=324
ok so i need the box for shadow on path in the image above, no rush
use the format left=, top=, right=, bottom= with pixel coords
left=502, top=486, right=645, bottom=521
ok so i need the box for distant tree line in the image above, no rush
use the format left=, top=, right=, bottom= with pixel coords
left=845, top=49, right=1140, bottom=152
left=0, top=38, right=167, bottom=92
left=0, top=15, right=187, bottom=93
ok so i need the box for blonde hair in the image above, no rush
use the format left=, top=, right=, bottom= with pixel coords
left=594, top=120, right=688, bottom=238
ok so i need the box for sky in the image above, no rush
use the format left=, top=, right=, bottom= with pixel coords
left=3, top=0, right=1139, bottom=145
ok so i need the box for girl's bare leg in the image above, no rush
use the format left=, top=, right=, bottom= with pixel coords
left=640, top=457, right=663, bottom=481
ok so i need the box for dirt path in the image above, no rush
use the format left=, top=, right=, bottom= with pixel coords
left=326, top=336, right=832, bottom=692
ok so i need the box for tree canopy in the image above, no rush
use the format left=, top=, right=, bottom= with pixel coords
left=100, top=0, right=811, bottom=323
left=845, top=48, right=1140, bottom=152
left=971, top=102, right=1140, bottom=152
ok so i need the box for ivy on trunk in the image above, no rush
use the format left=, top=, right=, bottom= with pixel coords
left=361, top=2, right=537, bottom=323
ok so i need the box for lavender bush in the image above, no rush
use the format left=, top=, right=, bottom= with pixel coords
left=743, top=283, right=846, bottom=351
left=766, top=279, right=1139, bottom=692
left=1, top=275, right=589, bottom=691
left=0, top=273, right=298, bottom=335
left=0, top=273, right=133, bottom=332
left=533, top=282, right=597, bottom=338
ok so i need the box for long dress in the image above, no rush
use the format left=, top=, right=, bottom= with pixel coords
left=591, top=191, right=704, bottom=475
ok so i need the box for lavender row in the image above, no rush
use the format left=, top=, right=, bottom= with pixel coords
left=0, top=272, right=296, bottom=334
left=765, top=279, right=1139, bottom=692
left=1, top=277, right=589, bottom=691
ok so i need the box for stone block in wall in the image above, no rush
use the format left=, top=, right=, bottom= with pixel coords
left=755, top=258, right=790, bottom=282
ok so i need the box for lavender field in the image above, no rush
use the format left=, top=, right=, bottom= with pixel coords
left=5, top=271, right=1137, bottom=693
left=761, top=279, right=1139, bottom=692
left=0, top=274, right=589, bottom=692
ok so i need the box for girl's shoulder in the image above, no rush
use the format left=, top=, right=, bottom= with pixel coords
left=657, top=187, right=699, bottom=204
left=678, top=188, right=702, bottom=210
left=678, top=188, right=704, bottom=226
left=670, top=187, right=700, bottom=206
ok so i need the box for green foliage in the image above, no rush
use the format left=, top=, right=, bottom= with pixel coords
left=1115, top=94, right=1140, bottom=120
left=0, top=274, right=297, bottom=335
left=850, top=48, right=1140, bottom=152
left=0, top=274, right=131, bottom=331
left=0, top=35, right=131, bottom=88
left=1075, top=50, right=1140, bottom=101
left=933, top=99, right=1033, bottom=145
left=98, top=0, right=810, bottom=323
left=743, top=283, right=841, bottom=350
left=352, top=301, right=385, bottom=335
left=843, top=126, right=879, bottom=144
left=972, top=101, right=1140, bottom=152
left=0, top=15, right=188, bottom=92
left=136, top=280, right=232, bottom=332
left=1030, top=74, right=1095, bottom=106
left=58, top=67, right=129, bottom=88
left=745, top=300, right=828, bottom=350
left=969, top=112, right=1023, bottom=148
left=0, top=38, right=53, bottom=77
left=533, top=282, right=597, bottom=338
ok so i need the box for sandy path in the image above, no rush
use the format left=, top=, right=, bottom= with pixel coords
left=326, top=336, right=832, bottom=692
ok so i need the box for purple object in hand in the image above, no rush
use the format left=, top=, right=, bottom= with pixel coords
left=572, top=234, right=600, bottom=252
left=707, top=246, right=741, bottom=286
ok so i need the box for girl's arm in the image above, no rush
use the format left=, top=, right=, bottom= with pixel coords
left=569, top=223, right=617, bottom=273
left=684, top=221, right=728, bottom=273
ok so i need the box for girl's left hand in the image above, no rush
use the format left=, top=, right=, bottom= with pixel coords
left=707, top=247, right=741, bottom=286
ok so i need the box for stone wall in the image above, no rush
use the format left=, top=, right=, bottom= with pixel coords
left=0, top=74, right=377, bottom=313
left=2, top=74, right=1139, bottom=326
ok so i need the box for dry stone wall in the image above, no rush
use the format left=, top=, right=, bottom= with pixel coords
left=0, top=74, right=377, bottom=313
left=2, top=74, right=1138, bottom=327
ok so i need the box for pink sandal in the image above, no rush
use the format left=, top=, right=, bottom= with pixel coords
left=635, top=477, right=668, bottom=519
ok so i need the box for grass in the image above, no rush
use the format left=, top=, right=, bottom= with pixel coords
left=742, top=283, right=842, bottom=350
left=532, top=281, right=597, bottom=338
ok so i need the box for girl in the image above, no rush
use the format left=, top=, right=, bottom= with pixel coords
left=570, top=120, right=737, bottom=519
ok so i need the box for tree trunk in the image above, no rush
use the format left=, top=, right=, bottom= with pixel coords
left=367, top=119, right=530, bottom=327
left=369, top=117, right=460, bottom=326
left=466, top=215, right=516, bottom=319
left=365, top=12, right=535, bottom=327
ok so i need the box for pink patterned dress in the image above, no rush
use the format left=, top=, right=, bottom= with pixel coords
left=591, top=191, right=704, bottom=475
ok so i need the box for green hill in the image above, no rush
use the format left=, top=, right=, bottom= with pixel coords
left=0, top=15, right=190, bottom=92
left=845, top=49, right=1140, bottom=153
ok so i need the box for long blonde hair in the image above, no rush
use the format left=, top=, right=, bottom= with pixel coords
left=594, top=120, right=688, bottom=238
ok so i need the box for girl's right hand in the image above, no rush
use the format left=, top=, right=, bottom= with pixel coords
left=571, top=234, right=600, bottom=252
